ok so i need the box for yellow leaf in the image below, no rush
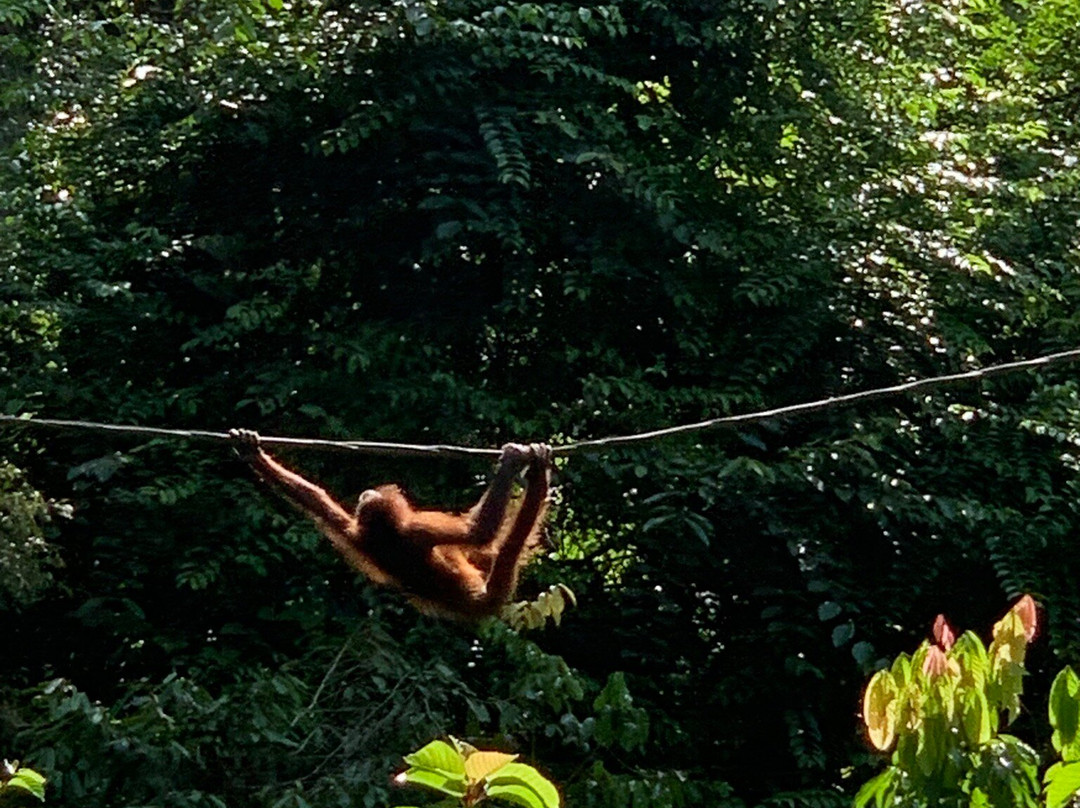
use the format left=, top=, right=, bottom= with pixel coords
left=863, top=670, right=899, bottom=751
left=464, top=751, right=519, bottom=782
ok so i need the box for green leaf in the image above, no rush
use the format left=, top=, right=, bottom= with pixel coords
left=832, top=622, right=855, bottom=647
left=487, top=782, right=550, bottom=808
left=853, top=767, right=897, bottom=808
left=954, top=631, right=990, bottom=691
left=397, top=769, right=467, bottom=798
left=962, top=688, right=991, bottom=746
left=817, top=601, right=842, bottom=621
left=1050, top=667, right=1080, bottom=760
left=398, top=740, right=468, bottom=797
left=891, top=653, right=913, bottom=689
left=403, top=740, right=466, bottom=776
left=917, top=714, right=946, bottom=776
left=1045, top=761, right=1080, bottom=808
left=852, top=641, right=876, bottom=667
left=486, top=763, right=561, bottom=808
left=434, top=221, right=463, bottom=239
left=5, top=768, right=46, bottom=801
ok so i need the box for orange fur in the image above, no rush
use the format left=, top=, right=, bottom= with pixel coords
left=232, top=431, right=551, bottom=619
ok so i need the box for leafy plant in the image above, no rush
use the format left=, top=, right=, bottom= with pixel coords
left=499, top=584, right=576, bottom=631
left=0, top=461, right=65, bottom=609
left=393, top=738, right=560, bottom=808
left=0, top=760, right=46, bottom=803
left=1046, top=666, right=1080, bottom=808
left=857, top=596, right=1080, bottom=808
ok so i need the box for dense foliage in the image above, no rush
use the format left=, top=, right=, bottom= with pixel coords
left=4, top=1, right=1080, bottom=806
left=859, top=599, right=1042, bottom=808
left=857, top=599, right=1080, bottom=808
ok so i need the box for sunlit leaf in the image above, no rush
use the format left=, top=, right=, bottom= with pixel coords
left=403, top=740, right=466, bottom=776
left=486, top=763, right=561, bottom=808
left=1045, top=761, right=1080, bottom=808
left=464, top=751, right=518, bottom=781
left=962, top=688, right=991, bottom=747
left=5, top=768, right=46, bottom=801
left=853, top=767, right=897, bottom=808
left=396, top=769, right=467, bottom=798
left=1050, top=667, right=1080, bottom=760
left=862, top=670, right=898, bottom=751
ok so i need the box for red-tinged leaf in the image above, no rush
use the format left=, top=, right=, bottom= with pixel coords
left=932, top=614, right=956, bottom=650
left=1013, top=595, right=1038, bottom=642
left=922, top=646, right=948, bottom=677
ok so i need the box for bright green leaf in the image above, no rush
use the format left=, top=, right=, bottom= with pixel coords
left=1050, top=667, right=1080, bottom=760
left=5, top=768, right=46, bottom=801
left=487, top=763, right=561, bottom=808
left=403, top=740, right=466, bottom=776
left=397, top=768, right=467, bottom=798
left=1045, top=761, right=1080, bottom=808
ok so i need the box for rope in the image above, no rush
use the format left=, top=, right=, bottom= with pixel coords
left=3, top=347, right=1079, bottom=459
left=0, top=417, right=492, bottom=459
